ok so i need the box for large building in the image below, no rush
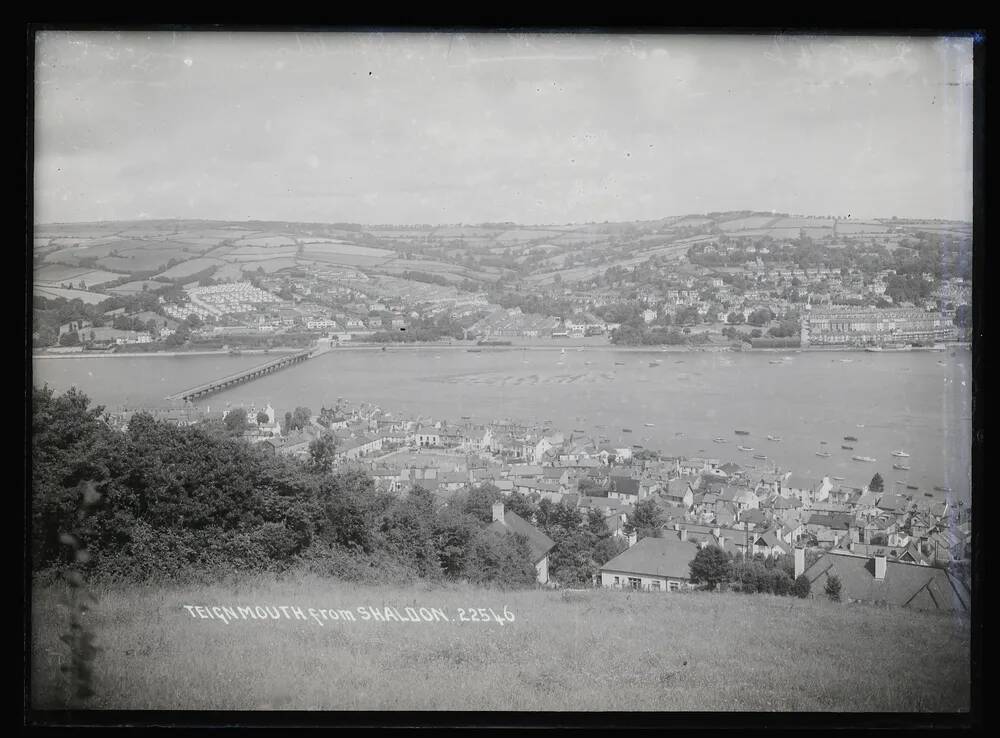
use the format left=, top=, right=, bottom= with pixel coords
left=801, top=307, right=956, bottom=347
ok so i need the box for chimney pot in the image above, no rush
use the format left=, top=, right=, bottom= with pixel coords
left=680, top=528, right=688, bottom=541
left=794, top=546, right=805, bottom=579
left=492, top=501, right=505, bottom=523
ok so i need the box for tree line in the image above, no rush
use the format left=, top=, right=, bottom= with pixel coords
left=31, top=387, right=627, bottom=588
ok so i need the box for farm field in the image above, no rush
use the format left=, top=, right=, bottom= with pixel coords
left=718, top=216, right=779, bottom=231
left=33, top=286, right=110, bottom=304
left=34, top=265, right=125, bottom=285
left=30, top=575, right=971, bottom=712
left=154, top=258, right=226, bottom=280
left=106, top=280, right=170, bottom=295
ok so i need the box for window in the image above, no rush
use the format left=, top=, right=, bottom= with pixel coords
left=627, top=577, right=641, bottom=590
left=650, top=581, right=661, bottom=591
left=613, top=576, right=620, bottom=586
left=667, top=581, right=680, bottom=592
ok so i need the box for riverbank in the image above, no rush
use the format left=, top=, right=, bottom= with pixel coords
left=31, top=348, right=304, bottom=360
left=33, top=341, right=968, bottom=360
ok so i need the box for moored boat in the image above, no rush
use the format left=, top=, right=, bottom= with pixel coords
left=891, top=450, right=910, bottom=458
left=753, top=454, right=767, bottom=460
left=713, top=437, right=728, bottom=444
left=737, top=445, right=753, bottom=452
left=735, top=430, right=750, bottom=436
left=893, top=463, right=910, bottom=471
left=841, top=445, right=854, bottom=450
left=844, top=435, right=858, bottom=442
left=816, top=451, right=831, bottom=458
left=852, top=455, right=876, bottom=462
left=766, top=435, right=782, bottom=442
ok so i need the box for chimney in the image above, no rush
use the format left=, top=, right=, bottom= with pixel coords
left=794, top=547, right=805, bottom=579
left=679, top=528, right=688, bottom=542
left=492, top=502, right=505, bottom=524
left=874, top=553, right=887, bottom=581
left=627, top=530, right=638, bottom=548
left=712, top=526, right=721, bottom=537
left=718, top=535, right=725, bottom=550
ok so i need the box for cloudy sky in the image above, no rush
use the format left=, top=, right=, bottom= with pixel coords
left=34, top=32, right=974, bottom=225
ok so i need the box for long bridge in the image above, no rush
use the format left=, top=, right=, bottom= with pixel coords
left=165, top=349, right=314, bottom=402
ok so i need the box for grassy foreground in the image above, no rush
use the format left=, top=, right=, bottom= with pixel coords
left=30, top=574, right=970, bottom=711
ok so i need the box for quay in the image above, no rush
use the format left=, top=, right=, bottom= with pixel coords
left=165, top=349, right=315, bottom=402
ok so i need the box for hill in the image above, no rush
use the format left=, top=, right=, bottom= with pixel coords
left=30, top=574, right=970, bottom=711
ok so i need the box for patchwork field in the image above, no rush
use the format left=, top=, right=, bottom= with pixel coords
left=30, top=576, right=971, bottom=711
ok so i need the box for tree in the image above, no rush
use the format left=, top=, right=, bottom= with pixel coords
left=308, top=431, right=338, bottom=473
left=629, top=499, right=663, bottom=541
left=689, top=546, right=732, bottom=590
left=256, top=411, right=269, bottom=425
left=286, top=406, right=312, bottom=432
left=824, top=574, right=842, bottom=602
left=59, top=331, right=80, bottom=347
left=869, top=473, right=884, bottom=494
left=186, top=314, right=203, bottom=329
left=793, top=574, right=811, bottom=599
left=223, top=407, right=249, bottom=435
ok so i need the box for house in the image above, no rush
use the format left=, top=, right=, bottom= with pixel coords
left=662, top=478, right=694, bottom=509
left=598, top=535, right=700, bottom=592
left=487, top=502, right=556, bottom=585
left=608, top=477, right=641, bottom=505
left=798, top=550, right=970, bottom=613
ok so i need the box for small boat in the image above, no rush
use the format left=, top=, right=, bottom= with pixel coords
left=769, top=360, right=783, bottom=364
left=933, top=486, right=951, bottom=493
left=713, top=437, right=728, bottom=444
left=924, top=492, right=934, bottom=498
left=820, top=441, right=827, bottom=445
left=735, top=430, right=750, bottom=436
left=893, top=463, right=910, bottom=471
left=753, top=454, right=768, bottom=460
left=906, top=485, right=918, bottom=491
left=461, top=415, right=471, bottom=420
left=622, top=428, right=632, bottom=433
left=844, top=435, right=858, bottom=442
left=766, top=435, right=782, bottom=442
left=856, top=424, right=865, bottom=428
left=842, top=445, right=854, bottom=450
left=832, top=476, right=845, bottom=481
left=737, top=445, right=753, bottom=452
left=649, top=362, right=660, bottom=367
left=816, top=451, right=832, bottom=458
left=644, top=423, right=655, bottom=427
left=891, top=450, right=910, bottom=458
left=852, top=455, right=876, bottom=463
left=614, top=361, right=625, bottom=366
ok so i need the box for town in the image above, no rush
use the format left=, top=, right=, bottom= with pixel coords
left=101, top=393, right=972, bottom=613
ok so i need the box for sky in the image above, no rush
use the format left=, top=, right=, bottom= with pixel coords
left=33, top=32, right=975, bottom=226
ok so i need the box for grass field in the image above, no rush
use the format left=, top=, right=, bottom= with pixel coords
left=30, top=575, right=970, bottom=712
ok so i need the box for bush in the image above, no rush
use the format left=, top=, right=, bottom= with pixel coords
left=793, top=574, right=811, bottom=598
left=825, top=574, right=842, bottom=602
left=689, top=546, right=732, bottom=590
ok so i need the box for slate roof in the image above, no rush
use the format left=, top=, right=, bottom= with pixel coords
left=612, top=478, right=641, bottom=496
left=487, top=511, right=556, bottom=564
left=801, top=551, right=970, bottom=612
left=599, top=537, right=700, bottom=580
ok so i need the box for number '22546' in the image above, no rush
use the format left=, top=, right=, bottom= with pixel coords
left=456, top=606, right=515, bottom=624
